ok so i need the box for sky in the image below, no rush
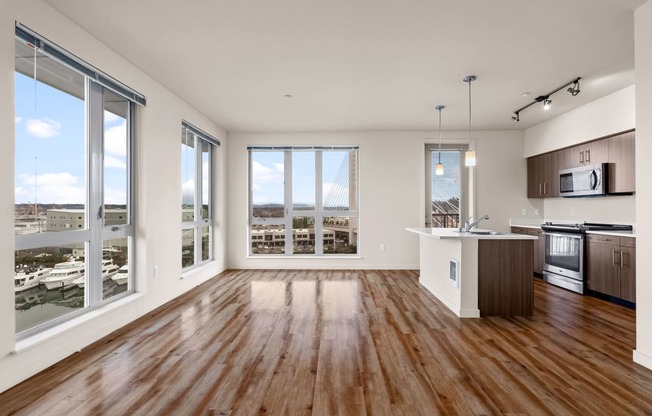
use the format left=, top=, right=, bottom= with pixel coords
left=431, top=150, right=461, bottom=203
left=251, top=150, right=351, bottom=208
left=14, top=72, right=128, bottom=206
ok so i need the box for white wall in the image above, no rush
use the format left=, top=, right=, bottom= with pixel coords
left=634, top=0, right=652, bottom=371
left=524, top=86, right=635, bottom=157
left=0, top=0, right=228, bottom=392
left=523, top=86, right=636, bottom=224
left=227, top=130, right=531, bottom=269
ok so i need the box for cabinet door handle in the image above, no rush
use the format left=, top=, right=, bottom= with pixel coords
left=620, top=251, right=624, bottom=268
left=586, top=149, right=591, bottom=163
left=539, top=183, right=542, bottom=195
left=612, top=249, right=616, bottom=266
left=580, top=151, right=584, bottom=164
left=543, top=183, right=547, bottom=195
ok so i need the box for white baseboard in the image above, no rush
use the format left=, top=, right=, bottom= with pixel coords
left=633, top=349, right=652, bottom=370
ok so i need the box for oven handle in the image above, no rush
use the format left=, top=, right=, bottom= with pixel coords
left=542, top=231, right=585, bottom=240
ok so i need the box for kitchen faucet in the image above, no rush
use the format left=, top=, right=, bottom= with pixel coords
left=459, top=214, right=490, bottom=233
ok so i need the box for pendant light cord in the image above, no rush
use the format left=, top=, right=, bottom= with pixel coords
left=438, top=108, right=442, bottom=164
left=468, top=80, right=472, bottom=149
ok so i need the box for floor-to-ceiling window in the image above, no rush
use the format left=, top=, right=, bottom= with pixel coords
left=181, top=122, right=218, bottom=269
left=13, top=24, right=143, bottom=336
left=249, top=146, right=359, bottom=256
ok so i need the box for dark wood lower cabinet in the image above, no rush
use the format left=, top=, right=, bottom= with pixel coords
left=586, top=234, right=636, bottom=303
left=478, top=239, right=534, bottom=316
left=511, top=226, right=543, bottom=275
left=619, top=243, right=636, bottom=303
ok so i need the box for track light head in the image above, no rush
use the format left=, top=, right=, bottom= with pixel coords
left=567, top=80, right=580, bottom=96
left=543, top=98, right=552, bottom=110
left=512, top=112, right=520, bottom=122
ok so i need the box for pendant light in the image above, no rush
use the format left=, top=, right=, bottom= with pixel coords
left=435, top=105, right=445, bottom=175
left=463, top=75, right=477, bottom=167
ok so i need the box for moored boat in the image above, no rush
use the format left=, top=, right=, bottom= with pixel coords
left=73, top=260, right=120, bottom=288
left=14, top=265, right=52, bottom=292
left=41, top=260, right=85, bottom=290
left=111, top=264, right=128, bottom=285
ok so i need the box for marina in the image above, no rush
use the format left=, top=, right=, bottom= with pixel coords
left=14, top=276, right=128, bottom=333
left=14, top=258, right=129, bottom=333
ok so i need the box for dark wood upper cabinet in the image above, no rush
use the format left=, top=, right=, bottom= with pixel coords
left=527, top=154, right=546, bottom=198
left=527, top=129, right=634, bottom=198
left=564, top=139, right=608, bottom=169
left=607, top=130, right=635, bottom=194
left=527, top=152, right=561, bottom=198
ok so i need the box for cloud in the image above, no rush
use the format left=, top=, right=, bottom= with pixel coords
left=105, top=155, right=126, bottom=169
left=252, top=161, right=283, bottom=185
left=15, top=172, right=85, bottom=204
left=104, top=188, right=126, bottom=205
left=104, top=111, right=121, bottom=124
left=105, top=121, right=127, bottom=157
left=26, top=118, right=61, bottom=138
left=15, top=117, right=22, bottom=124
left=182, top=179, right=195, bottom=205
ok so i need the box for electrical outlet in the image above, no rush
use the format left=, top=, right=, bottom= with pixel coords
left=534, top=208, right=540, bottom=216
left=522, top=209, right=527, bottom=215
left=153, top=266, right=159, bottom=278
left=380, top=243, right=386, bottom=252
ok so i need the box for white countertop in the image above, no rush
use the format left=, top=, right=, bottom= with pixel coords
left=509, top=222, right=637, bottom=238
left=406, top=227, right=538, bottom=240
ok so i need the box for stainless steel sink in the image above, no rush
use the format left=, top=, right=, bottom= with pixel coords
left=469, top=230, right=504, bottom=235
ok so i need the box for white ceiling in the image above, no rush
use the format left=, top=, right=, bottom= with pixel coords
left=45, top=0, right=645, bottom=132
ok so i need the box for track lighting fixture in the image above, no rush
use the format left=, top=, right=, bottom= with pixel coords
left=511, top=77, right=580, bottom=122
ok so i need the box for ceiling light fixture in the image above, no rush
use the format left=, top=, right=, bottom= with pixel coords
left=463, top=75, right=477, bottom=167
left=435, top=105, right=446, bottom=176
left=567, top=80, right=581, bottom=96
left=543, top=98, right=552, bottom=110
left=511, top=77, right=581, bottom=122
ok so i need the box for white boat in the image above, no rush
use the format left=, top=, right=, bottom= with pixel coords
left=14, top=266, right=51, bottom=292
left=72, top=260, right=120, bottom=288
left=41, top=260, right=85, bottom=290
left=111, top=264, right=128, bottom=285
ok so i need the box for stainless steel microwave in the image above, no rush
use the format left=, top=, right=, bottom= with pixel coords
left=559, top=163, right=607, bottom=197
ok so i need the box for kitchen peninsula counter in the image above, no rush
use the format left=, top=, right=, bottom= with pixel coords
left=406, top=227, right=537, bottom=318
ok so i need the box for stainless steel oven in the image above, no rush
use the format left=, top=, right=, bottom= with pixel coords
left=540, top=222, right=633, bottom=294
left=542, top=231, right=585, bottom=294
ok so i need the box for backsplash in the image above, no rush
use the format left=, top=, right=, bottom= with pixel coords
left=542, top=194, right=635, bottom=225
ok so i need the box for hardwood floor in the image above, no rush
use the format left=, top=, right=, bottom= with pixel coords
left=2, top=270, right=651, bottom=415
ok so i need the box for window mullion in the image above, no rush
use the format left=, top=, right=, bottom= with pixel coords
left=194, top=134, right=202, bottom=265
left=87, top=80, right=104, bottom=306
left=284, top=151, right=292, bottom=255
left=315, top=151, right=323, bottom=255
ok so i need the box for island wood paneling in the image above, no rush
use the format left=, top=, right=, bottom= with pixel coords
left=1, top=269, right=651, bottom=415
left=478, top=239, right=534, bottom=316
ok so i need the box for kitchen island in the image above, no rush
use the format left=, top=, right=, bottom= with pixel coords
left=406, top=227, right=538, bottom=318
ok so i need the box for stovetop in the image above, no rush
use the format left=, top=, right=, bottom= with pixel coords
left=541, top=222, right=633, bottom=233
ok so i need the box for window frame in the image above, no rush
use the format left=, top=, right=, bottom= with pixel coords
left=248, top=146, right=360, bottom=257
left=181, top=122, right=218, bottom=270
left=13, top=24, right=142, bottom=338
left=424, top=143, right=470, bottom=228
